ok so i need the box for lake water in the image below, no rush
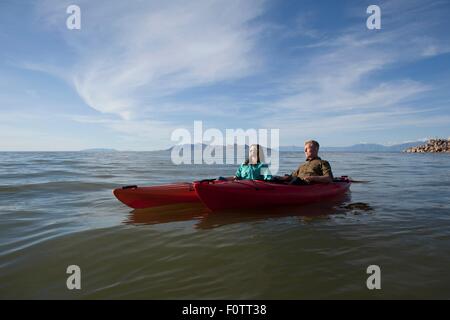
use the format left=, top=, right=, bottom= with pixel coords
left=1, top=151, right=449, bottom=299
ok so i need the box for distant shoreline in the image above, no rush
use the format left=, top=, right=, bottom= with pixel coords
left=3, top=139, right=449, bottom=153
left=404, top=139, right=450, bottom=153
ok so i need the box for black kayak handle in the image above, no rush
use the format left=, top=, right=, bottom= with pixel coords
left=122, top=185, right=138, bottom=189
left=197, top=178, right=216, bottom=183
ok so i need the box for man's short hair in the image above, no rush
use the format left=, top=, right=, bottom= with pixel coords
left=304, top=140, right=320, bottom=149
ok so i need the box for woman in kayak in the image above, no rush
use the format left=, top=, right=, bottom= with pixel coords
left=233, top=144, right=272, bottom=180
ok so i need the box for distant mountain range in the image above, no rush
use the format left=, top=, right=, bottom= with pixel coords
left=280, top=141, right=424, bottom=152
left=78, top=141, right=425, bottom=153
left=79, top=148, right=118, bottom=152
left=168, top=142, right=424, bottom=153
left=166, top=144, right=255, bottom=151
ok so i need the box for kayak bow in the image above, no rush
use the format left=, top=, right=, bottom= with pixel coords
left=113, top=183, right=200, bottom=209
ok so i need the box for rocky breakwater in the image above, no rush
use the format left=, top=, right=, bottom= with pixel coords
left=404, top=139, right=450, bottom=153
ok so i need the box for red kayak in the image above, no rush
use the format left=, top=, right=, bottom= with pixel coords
left=193, top=178, right=351, bottom=211
left=113, top=183, right=199, bottom=209
left=113, top=177, right=351, bottom=210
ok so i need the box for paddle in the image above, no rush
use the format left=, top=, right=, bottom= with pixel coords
left=335, top=176, right=371, bottom=184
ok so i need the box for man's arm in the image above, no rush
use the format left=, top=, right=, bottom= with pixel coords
left=303, top=160, right=333, bottom=184
left=303, top=175, right=333, bottom=184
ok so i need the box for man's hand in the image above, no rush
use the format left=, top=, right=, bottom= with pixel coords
left=303, top=176, right=314, bottom=183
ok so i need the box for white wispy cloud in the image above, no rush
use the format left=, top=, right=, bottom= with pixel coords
left=33, top=0, right=266, bottom=120
left=8, top=0, right=450, bottom=149
left=258, top=0, right=450, bottom=137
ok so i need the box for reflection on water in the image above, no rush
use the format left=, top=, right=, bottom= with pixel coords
left=126, top=203, right=208, bottom=225
left=340, top=202, right=374, bottom=213
left=125, top=193, right=373, bottom=229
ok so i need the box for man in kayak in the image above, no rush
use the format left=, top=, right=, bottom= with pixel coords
left=277, top=140, right=333, bottom=184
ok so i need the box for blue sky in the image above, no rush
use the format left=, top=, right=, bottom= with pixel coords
left=1, top=0, right=450, bottom=151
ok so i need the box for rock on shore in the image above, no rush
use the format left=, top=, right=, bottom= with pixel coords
left=404, top=139, right=450, bottom=153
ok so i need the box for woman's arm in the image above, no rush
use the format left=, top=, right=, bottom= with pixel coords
left=234, top=165, right=243, bottom=180
left=260, top=163, right=272, bottom=180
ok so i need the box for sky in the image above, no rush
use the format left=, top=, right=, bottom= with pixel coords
left=1, top=0, right=450, bottom=151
